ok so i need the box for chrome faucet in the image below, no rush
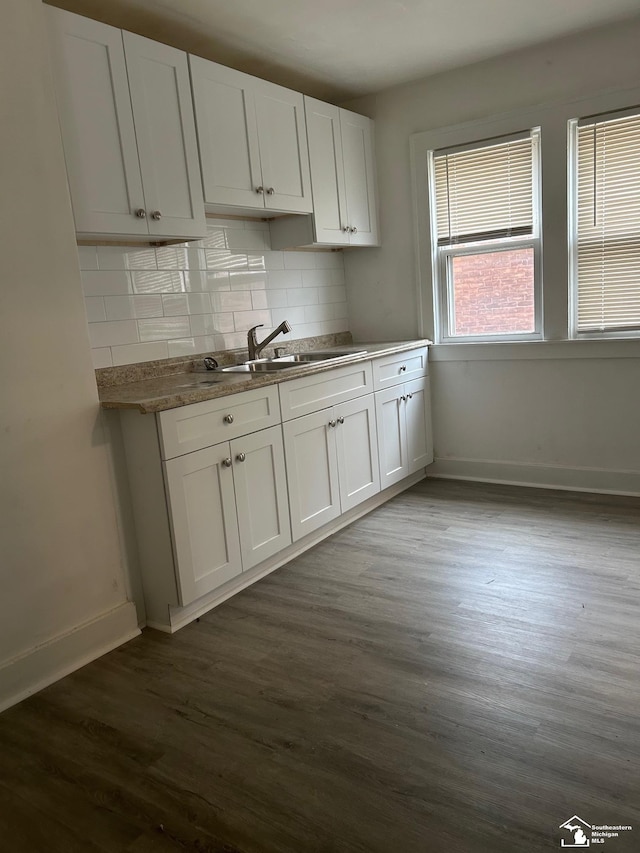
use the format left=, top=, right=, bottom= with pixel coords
left=247, top=320, right=291, bottom=360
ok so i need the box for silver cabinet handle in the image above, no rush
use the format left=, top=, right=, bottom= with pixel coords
left=256, top=186, right=264, bottom=194
left=135, top=208, right=146, bottom=218
left=222, top=457, right=232, bottom=468
left=266, top=187, right=275, bottom=195
left=407, top=392, right=413, bottom=400
left=328, top=420, right=337, bottom=428
left=151, top=210, right=162, bottom=220
left=400, top=364, right=407, bottom=372
left=350, top=226, right=358, bottom=234
left=343, top=225, right=350, bottom=233
left=400, top=395, right=406, bottom=402
left=337, top=416, right=345, bottom=425
left=223, top=414, right=234, bottom=424
left=236, top=452, right=246, bottom=463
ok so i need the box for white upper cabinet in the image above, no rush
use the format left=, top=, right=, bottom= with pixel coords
left=46, top=7, right=206, bottom=240
left=270, top=97, right=379, bottom=248
left=190, top=57, right=312, bottom=214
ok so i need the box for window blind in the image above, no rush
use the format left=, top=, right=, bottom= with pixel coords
left=434, top=134, right=535, bottom=246
left=576, top=111, right=640, bottom=332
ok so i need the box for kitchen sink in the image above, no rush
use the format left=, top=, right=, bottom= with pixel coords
left=218, top=361, right=303, bottom=373
left=273, top=349, right=367, bottom=363
left=216, top=348, right=368, bottom=374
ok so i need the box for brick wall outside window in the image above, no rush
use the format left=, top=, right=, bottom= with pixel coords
left=452, top=248, right=535, bottom=336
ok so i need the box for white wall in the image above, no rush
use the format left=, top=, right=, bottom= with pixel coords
left=0, top=0, right=138, bottom=711
left=344, top=17, right=640, bottom=494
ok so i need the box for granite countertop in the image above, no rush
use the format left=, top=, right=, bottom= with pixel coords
left=98, top=338, right=431, bottom=414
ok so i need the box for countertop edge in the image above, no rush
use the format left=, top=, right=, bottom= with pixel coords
left=98, top=340, right=432, bottom=414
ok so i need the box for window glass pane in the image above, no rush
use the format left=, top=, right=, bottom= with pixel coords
left=451, top=248, right=535, bottom=336
left=575, top=112, right=640, bottom=332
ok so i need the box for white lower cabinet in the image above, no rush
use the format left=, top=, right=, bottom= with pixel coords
left=163, top=424, right=290, bottom=605
left=120, top=347, right=431, bottom=631
left=283, top=394, right=380, bottom=541
left=375, top=377, right=433, bottom=489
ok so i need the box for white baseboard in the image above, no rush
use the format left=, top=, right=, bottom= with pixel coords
left=0, top=602, right=140, bottom=713
left=152, top=471, right=426, bottom=634
left=427, top=457, right=640, bottom=496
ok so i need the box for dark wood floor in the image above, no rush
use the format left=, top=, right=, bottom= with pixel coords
left=1, top=479, right=639, bottom=852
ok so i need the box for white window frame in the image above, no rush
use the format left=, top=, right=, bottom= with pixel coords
left=568, top=107, right=640, bottom=341
left=427, top=129, right=543, bottom=344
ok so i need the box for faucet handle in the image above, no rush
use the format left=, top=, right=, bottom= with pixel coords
left=248, top=324, right=264, bottom=333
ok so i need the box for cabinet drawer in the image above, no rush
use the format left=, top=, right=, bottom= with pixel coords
left=372, top=347, right=428, bottom=390
left=279, top=361, right=373, bottom=421
left=158, top=385, right=280, bottom=459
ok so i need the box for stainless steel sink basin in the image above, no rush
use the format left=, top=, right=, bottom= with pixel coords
left=217, top=348, right=368, bottom=374
left=219, top=361, right=302, bottom=373
left=273, top=349, right=368, bottom=363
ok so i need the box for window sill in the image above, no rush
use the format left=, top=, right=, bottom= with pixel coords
left=429, top=338, right=640, bottom=361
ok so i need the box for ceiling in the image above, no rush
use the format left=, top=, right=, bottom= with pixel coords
left=48, top=0, right=640, bottom=101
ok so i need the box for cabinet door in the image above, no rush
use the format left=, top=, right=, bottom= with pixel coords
left=189, top=57, right=264, bottom=209
left=375, top=386, right=408, bottom=489
left=283, top=410, right=340, bottom=541
left=46, top=7, right=148, bottom=236
left=124, top=32, right=206, bottom=238
left=230, top=426, right=291, bottom=571
left=340, top=108, right=379, bottom=246
left=405, top=377, right=434, bottom=473
left=335, top=395, right=380, bottom=512
left=164, top=443, right=241, bottom=605
left=304, top=97, right=349, bottom=245
left=254, top=81, right=312, bottom=213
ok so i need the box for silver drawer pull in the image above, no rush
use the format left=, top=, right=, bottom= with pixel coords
left=151, top=210, right=162, bottom=220
left=222, top=457, right=232, bottom=468
left=236, top=452, right=246, bottom=463
left=256, top=186, right=264, bottom=194
left=337, top=416, right=345, bottom=425
left=135, top=208, right=146, bottom=218
left=266, top=187, right=275, bottom=195
left=328, top=420, right=336, bottom=428
left=400, top=364, right=407, bottom=372
left=223, top=414, right=234, bottom=424
left=407, top=392, right=413, bottom=400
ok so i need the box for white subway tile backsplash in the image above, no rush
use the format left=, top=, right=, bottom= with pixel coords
left=138, top=316, right=191, bottom=342
left=111, top=341, right=169, bottom=366
left=206, top=250, right=248, bottom=270
left=84, top=297, right=106, bottom=323
left=91, top=347, right=113, bottom=368
left=190, top=313, right=234, bottom=336
left=301, top=269, right=334, bottom=288
left=105, top=295, right=163, bottom=320
left=183, top=270, right=230, bottom=292
left=77, top=246, right=98, bottom=270
left=229, top=271, right=268, bottom=291
left=82, top=270, right=131, bottom=297
left=81, top=223, right=348, bottom=365
left=89, top=319, right=138, bottom=348
left=156, top=245, right=206, bottom=270
left=233, top=309, right=272, bottom=332
left=162, top=293, right=211, bottom=316
left=267, top=269, right=302, bottom=289
left=130, top=270, right=184, bottom=295
left=212, top=291, right=252, bottom=313
left=287, top=288, right=318, bottom=307
left=97, top=246, right=157, bottom=270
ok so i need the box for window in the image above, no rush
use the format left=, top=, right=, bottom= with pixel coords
left=571, top=109, right=640, bottom=337
left=429, top=129, right=541, bottom=342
